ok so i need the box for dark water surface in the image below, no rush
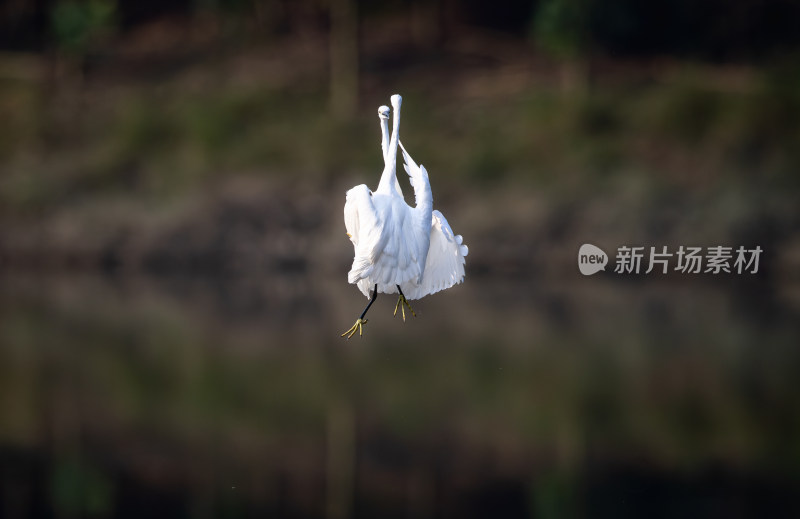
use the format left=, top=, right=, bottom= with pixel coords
left=1, top=272, right=798, bottom=518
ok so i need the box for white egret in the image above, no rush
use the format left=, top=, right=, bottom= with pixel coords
left=342, top=94, right=468, bottom=338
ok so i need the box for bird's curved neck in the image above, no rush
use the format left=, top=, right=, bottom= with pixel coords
left=376, top=104, right=401, bottom=196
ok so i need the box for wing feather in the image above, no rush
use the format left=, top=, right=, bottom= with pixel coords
left=400, top=210, right=468, bottom=300
left=345, top=185, right=424, bottom=298
left=399, top=142, right=433, bottom=282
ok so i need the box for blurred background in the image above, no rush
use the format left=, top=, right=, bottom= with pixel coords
left=1, top=0, right=800, bottom=517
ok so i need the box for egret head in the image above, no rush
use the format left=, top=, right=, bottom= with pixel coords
left=390, top=94, right=402, bottom=108
left=378, top=105, right=390, bottom=121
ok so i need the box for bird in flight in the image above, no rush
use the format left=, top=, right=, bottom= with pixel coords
left=342, top=94, right=468, bottom=338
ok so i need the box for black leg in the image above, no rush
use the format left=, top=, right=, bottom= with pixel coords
left=342, top=284, right=379, bottom=338
left=359, top=284, right=379, bottom=320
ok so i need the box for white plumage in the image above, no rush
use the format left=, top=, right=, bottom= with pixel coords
left=344, top=94, right=468, bottom=308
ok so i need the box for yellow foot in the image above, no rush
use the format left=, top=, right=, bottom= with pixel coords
left=393, top=294, right=416, bottom=322
left=341, top=318, right=368, bottom=339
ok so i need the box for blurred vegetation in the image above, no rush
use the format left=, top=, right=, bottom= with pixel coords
left=0, top=1, right=798, bottom=279
left=2, top=64, right=800, bottom=205
left=0, top=1, right=798, bottom=215
left=1, top=1, right=799, bottom=59
left=50, top=0, right=117, bottom=58
left=532, top=0, right=590, bottom=59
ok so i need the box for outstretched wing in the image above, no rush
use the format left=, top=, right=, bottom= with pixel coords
left=399, top=142, right=432, bottom=217
left=344, top=185, right=386, bottom=297
left=399, top=141, right=433, bottom=280
left=402, top=210, right=468, bottom=300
